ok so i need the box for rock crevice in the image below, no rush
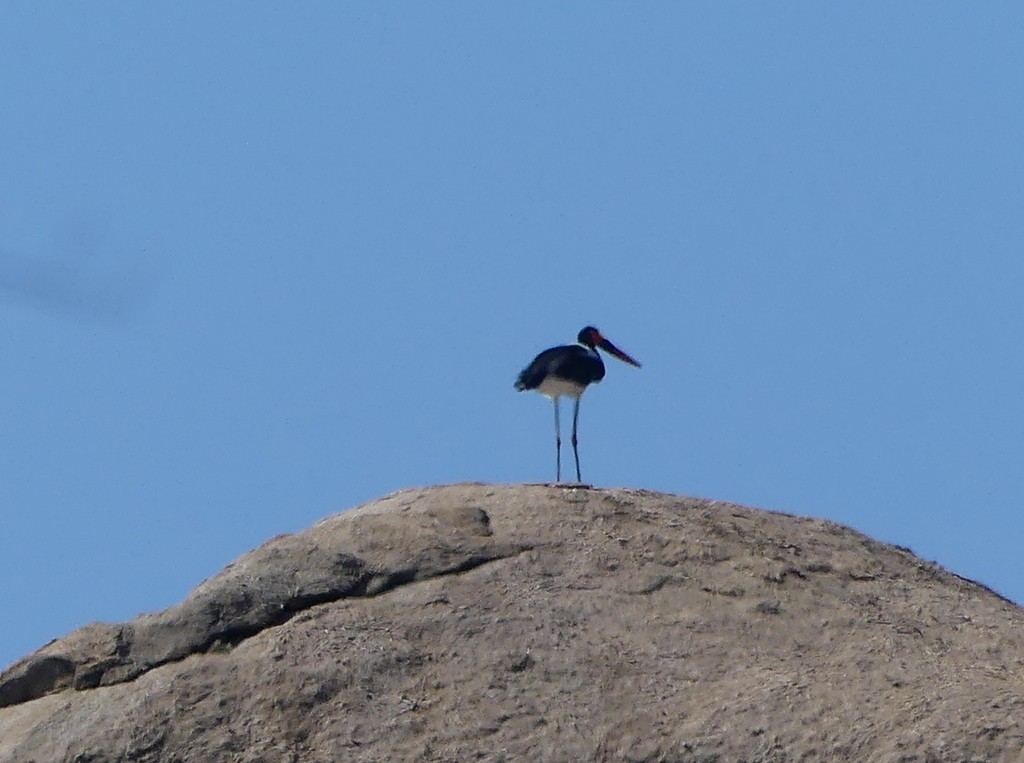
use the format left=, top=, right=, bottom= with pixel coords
left=0, top=497, right=527, bottom=709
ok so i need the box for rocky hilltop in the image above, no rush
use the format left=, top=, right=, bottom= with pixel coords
left=2, top=484, right=1023, bottom=762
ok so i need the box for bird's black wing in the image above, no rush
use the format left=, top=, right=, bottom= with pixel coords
left=515, top=345, right=604, bottom=390
left=515, top=345, right=572, bottom=391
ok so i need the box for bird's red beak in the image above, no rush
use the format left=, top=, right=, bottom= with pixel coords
left=596, top=333, right=642, bottom=368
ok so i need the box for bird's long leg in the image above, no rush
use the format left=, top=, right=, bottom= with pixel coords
left=571, top=397, right=582, bottom=483
left=553, top=397, right=562, bottom=483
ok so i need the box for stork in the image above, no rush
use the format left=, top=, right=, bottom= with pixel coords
left=515, top=326, right=641, bottom=483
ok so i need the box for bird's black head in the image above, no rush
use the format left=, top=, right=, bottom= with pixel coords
left=577, top=326, right=601, bottom=348
left=577, top=326, right=642, bottom=368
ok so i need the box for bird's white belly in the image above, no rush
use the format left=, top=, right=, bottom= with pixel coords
left=536, top=375, right=591, bottom=399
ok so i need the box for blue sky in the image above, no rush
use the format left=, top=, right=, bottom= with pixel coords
left=2, top=4, right=1023, bottom=668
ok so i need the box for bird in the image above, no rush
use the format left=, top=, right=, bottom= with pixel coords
left=515, top=326, right=641, bottom=484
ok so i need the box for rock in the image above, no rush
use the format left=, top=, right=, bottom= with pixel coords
left=2, top=483, right=1023, bottom=762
